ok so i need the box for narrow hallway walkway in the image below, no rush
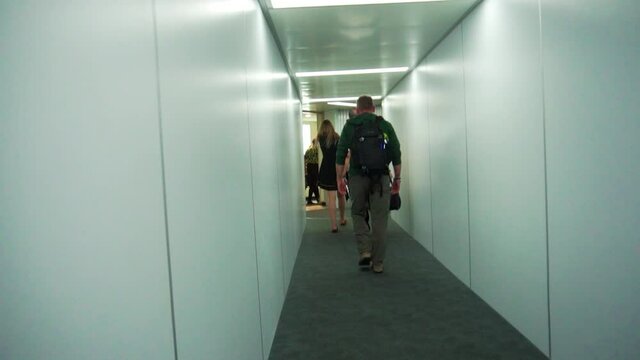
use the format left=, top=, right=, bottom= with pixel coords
left=269, top=209, right=547, bottom=360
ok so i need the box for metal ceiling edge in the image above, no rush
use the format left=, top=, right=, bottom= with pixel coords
left=382, top=0, right=484, bottom=102
left=255, top=0, right=303, bottom=101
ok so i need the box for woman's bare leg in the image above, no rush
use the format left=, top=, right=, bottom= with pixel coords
left=326, top=190, right=337, bottom=230
left=338, top=193, right=346, bottom=225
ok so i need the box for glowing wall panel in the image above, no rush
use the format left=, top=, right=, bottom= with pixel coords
left=386, top=0, right=549, bottom=354
left=541, top=0, right=640, bottom=358
left=462, top=0, right=549, bottom=353
left=425, top=26, right=470, bottom=285
left=156, top=0, right=262, bottom=359
left=384, top=76, right=434, bottom=252
left=246, top=4, right=304, bottom=356
left=0, top=1, right=175, bottom=358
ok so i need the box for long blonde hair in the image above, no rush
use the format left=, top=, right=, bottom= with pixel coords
left=317, top=120, right=339, bottom=147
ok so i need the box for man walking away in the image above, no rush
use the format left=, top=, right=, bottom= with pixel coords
left=335, top=96, right=402, bottom=274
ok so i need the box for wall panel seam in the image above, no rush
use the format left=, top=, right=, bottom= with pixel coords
left=460, top=22, right=473, bottom=289
left=150, top=0, right=179, bottom=358
left=242, top=6, right=267, bottom=360
left=425, top=81, right=436, bottom=254
left=538, top=0, right=552, bottom=357
left=277, top=115, right=287, bottom=296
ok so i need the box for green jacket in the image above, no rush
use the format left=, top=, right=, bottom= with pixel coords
left=336, top=112, right=401, bottom=176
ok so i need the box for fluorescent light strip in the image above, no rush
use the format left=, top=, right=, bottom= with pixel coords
left=271, top=0, right=445, bottom=9
left=296, top=67, right=408, bottom=78
left=328, top=102, right=357, bottom=107
left=304, top=96, right=382, bottom=104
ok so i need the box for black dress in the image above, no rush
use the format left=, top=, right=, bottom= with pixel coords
left=318, top=136, right=338, bottom=191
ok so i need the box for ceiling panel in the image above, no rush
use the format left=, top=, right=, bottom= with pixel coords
left=299, top=72, right=406, bottom=98
left=262, top=0, right=481, bottom=111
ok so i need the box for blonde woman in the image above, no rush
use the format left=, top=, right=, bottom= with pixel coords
left=317, top=120, right=347, bottom=232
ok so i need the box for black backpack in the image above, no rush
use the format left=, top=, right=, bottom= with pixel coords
left=352, top=116, right=389, bottom=176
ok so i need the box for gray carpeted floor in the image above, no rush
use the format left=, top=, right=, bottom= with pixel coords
left=268, top=208, right=548, bottom=360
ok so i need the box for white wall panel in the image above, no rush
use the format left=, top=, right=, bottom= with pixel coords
left=0, top=1, right=175, bottom=359
left=404, top=71, right=434, bottom=252
left=384, top=90, right=412, bottom=235
left=541, top=0, right=640, bottom=358
left=245, top=5, right=303, bottom=355
left=1, top=1, right=304, bottom=359
left=462, top=0, right=548, bottom=353
left=280, top=82, right=304, bottom=290
left=425, top=26, right=470, bottom=285
left=384, top=80, right=435, bottom=252
left=385, top=0, right=640, bottom=356
left=245, top=5, right=287, bottom=357
left=153, top=0, right=262, bottom=358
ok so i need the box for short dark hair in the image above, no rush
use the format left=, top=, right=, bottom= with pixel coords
left=356, top=95, right=374, bottom=111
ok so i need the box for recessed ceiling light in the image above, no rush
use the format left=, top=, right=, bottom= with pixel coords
left=328, top=102, right=357, bottom=107
left=270, top=0, right=445, bottom=9
left=296, top=67, right=408, bottom=78
left=303, top=96, right=382, bottom=103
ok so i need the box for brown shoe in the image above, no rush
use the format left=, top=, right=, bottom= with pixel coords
left=372, top=262, right=384, bottom=274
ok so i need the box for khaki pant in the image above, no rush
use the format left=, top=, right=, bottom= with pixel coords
left=349, top=174, right=391, bottom=265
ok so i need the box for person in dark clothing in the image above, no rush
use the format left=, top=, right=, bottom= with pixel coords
left=347, top=109, right=370, bottom=229
left=317, top=119, right=347, bottom=232
left=304, top=139, right=320, bottom=204
left=336, top=96, right=402, bottom=274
